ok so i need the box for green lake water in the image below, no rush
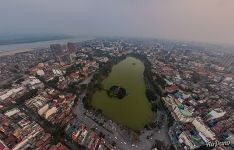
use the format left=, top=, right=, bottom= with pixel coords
left=91, top=57, right=154, bottom=130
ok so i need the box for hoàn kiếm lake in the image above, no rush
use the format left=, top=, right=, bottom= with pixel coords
left=91, top=57, right=154, bottom=130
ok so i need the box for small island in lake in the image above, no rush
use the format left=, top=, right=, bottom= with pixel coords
left=107, top=85, right=127, bottom=99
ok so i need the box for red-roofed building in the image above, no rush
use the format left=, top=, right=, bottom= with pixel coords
left=165, top=84, right=179, bottom=93
left=49, top=145, right=57, bottom=150
left=0, top=140, right=9, bottom=150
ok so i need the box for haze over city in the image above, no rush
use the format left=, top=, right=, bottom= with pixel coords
left=1, top=0, right=234, bottom=45
left=0, top=1, right=234, bottom=150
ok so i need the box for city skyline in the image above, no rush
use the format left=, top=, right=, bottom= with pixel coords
left=0, top=1, right=234, bottom=150
left=0, top=38, right=233, bottom=150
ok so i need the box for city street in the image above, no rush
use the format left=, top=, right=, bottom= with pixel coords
left=72, top=75, right=171, bottom=150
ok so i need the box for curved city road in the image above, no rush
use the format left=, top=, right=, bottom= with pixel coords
left=72, top=75, right=171, bottom=150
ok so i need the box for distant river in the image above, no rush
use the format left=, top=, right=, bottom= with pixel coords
left=0, top=36, right=93, bottom=52
left=91, top=57, right=154, bottom=130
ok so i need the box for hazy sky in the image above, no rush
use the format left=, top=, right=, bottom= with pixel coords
left=0, top=0, right=234, bottom=44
